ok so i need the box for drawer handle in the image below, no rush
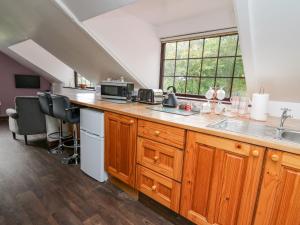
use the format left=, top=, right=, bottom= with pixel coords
left=151, top=185, right=157, bottom=191
left=153, top=156, right=159, bottom=162
left=252, top=150, right=259, bottom=157
left=235, top=143, right=242, bottom=149
left=129, top=120, right=134, bottom=124
left=271, top=154, right=280, bottom=162
left=154, top=131, right=160, bottom=136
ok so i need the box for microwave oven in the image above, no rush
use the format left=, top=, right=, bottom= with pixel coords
left=100, top=80, right=134, bottom=100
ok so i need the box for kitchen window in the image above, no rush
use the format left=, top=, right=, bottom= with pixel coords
left=74, top=71, right=95, bottom=89
left=160, top=32, right=246, bottom=100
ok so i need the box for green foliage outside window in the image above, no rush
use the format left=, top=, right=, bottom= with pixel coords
left=161, top=33, right=246, bottom=99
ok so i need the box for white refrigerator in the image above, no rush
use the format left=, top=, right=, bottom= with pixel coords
left=80, top=108, right=108, bottom=182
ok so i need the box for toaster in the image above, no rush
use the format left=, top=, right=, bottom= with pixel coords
left=138, top=89, right=164, bottom=104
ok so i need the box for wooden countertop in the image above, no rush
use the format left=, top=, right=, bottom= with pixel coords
left=56, top=89, right=300, bottom=154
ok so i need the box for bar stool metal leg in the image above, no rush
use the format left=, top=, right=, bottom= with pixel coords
left=61, top=124, right=80, bottom=165
left=48, top=120, right=64, bottom=154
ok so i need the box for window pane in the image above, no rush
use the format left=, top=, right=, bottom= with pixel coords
left=215, top=78, right=232, bottom=98
left=189, top=39, right=203, bottom=58
left=202, top=58, right=217, bottom=77
left=176, top=41, right=189, bottom=59
left=203, top=37, right=220, bottom=57
left=175, top=60, right=188, bottom=76
left=199, top=78, right=215, bottom=95
left=219, top=35, right=238, bottom=56
left=217, top=57, right=235, bottom=77
left=186, top=78, right=200, bottom=95
left=232, top=78, right=246, bottom=95
left=188, top=59, right=202, bottom=76
left=237, top=40, right=242, bottom=56
left=163, top=77, right=174, bottom=91
left=160, top=33, right=245, bottom=99
left=234, top=57, right=244, bottom=77
left=174, top=77, right=186, bottom=94
left=164, top=60, right=175, bottom=76
left=165, top=43, right=176, bottom=59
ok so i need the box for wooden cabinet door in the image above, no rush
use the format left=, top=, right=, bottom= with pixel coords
left=180, top=132, right=265, bottom=225
left=105, top=112, right=137, bottom=187
left=137, top=137, right=183, bottom=181
left=254, top=149, right=300, bottom=225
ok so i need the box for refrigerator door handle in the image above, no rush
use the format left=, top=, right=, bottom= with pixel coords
left=83, top=130, right=101, bottom=140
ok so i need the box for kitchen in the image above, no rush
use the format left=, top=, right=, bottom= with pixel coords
left=0, top=0, right=300, bottom=225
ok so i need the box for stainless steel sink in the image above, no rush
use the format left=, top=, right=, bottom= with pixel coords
left=208, top=118, right=300, bottom=145
left=208, top=119, right=277, bottom=139
left=282, top=130, right=300, bottom=144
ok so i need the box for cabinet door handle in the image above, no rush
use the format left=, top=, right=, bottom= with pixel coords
left=154, top=156, right=159, bottom=161
left=252, top=150, right=259, bottom=157
left=154, top=130, right=160, bottom=136
left=271, top=154, right=280, bottom=162
left=129, top=120, right=134, bottom=124
left=151, top=185, right=157, bottom=191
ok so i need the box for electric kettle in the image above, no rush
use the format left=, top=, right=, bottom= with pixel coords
left=162, top=86, right=178, bottom=108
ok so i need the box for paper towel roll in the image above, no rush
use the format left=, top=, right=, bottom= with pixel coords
left=250, top=93, right=269, bottom=121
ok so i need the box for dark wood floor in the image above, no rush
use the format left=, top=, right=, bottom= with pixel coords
left=0, top=121, right=174, bottom=225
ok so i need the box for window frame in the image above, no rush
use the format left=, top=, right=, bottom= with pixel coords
left=159, top=30, right=244, bottom=101
left=74, top=71, right=95, bottom=89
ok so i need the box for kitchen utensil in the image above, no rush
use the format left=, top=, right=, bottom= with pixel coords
left=216, top=88, right=226, bottom=100
left=205, top=87, right=215, bottom=100
left=162, top=86, right=178, bottom=108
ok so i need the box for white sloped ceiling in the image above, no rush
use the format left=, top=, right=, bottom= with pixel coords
left=234, top=0, right=300, bottom=102
left=0, top=0, right=144, bottom=87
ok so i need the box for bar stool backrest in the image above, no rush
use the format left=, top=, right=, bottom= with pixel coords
left=38, top=92, right=53, bottom=116
left=52, top=95, right=79, bottom=124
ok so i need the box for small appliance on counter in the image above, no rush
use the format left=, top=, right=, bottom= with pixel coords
left=138, top=89, right=164, bottom=104
left=100, top=78, right=134, bottom=101
left=162, top=86, right=178, bottom=108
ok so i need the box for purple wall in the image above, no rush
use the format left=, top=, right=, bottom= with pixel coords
left=0, top=52, right=51, bottom=116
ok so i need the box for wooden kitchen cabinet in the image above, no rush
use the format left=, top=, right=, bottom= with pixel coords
left=180, top=131, right=265, bottom=225
left=105, top=112, right=137, bottom=187
left=254, top=149, right=300, bottom=225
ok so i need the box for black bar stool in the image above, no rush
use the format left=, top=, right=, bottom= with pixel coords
left=38, top=92, right=69, bottom=154
left=52, top=95, right=80, bottom=165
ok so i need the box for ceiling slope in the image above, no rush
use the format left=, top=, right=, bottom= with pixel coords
left=60, top=0, right=136, bottom=21
left=0, top=0, right=144, bottom=87
left=234, top=0, right=300, bottom=102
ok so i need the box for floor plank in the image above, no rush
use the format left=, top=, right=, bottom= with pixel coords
left=0, top=121, right=174, bottom=225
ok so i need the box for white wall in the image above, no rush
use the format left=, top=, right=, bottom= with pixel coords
left=9, top=40, right=74, bottom=86
left=234, top=0, right=300, bottom=99
left=234, top=0, right=300, bottom=118
left=157, top=7, right=236, bottom=38
left=83, top=10, right=161, bottom=89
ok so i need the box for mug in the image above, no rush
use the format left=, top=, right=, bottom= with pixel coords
left=215, top=102, right=225, bottom=115
left=238, top=96, right=251, bottom=115
left=202, top=101, right=211, bottom=113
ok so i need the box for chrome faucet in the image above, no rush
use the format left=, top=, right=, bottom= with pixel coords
left=276, top=108, right=292, bottom=139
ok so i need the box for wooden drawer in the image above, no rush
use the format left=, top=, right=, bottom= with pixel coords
left=138, top=120, right=185, bottom=149
left=137, top=165, right=181, bottom=212
left=137, top=137, right=183, bottom=181
left=195, top=132, right=253, bottom=156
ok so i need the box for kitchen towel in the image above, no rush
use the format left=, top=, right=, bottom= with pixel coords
left=250, top=93, right=270, bottom=121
